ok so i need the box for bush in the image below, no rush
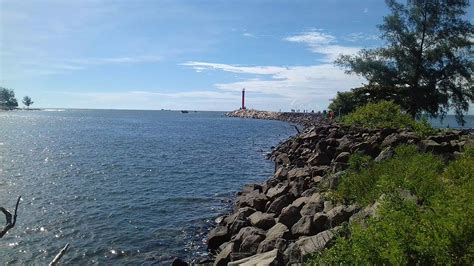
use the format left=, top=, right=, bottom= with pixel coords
left=341, top=101, right=436, bottom=137
left=307, top=146, right=474, bottom=265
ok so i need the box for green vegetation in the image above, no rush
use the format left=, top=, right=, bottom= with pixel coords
left=307, top=145, right=474, bottom=265
left=333, top=0, right=473, bottom=125
left=341, top=101, right=436, bottom=137
left=22, top=96, right=34, bottom=109
left=0, top=87, right=19, bottom=110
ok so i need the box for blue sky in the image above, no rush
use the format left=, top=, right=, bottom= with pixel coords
left=1, top=0, right=472, bottom=111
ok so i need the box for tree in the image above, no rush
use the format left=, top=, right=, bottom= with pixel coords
left=22, top=96, right=34, bottom=109
left=336, top=0, right=473, bottom=125
left=0, top=87, right=19, bottom=110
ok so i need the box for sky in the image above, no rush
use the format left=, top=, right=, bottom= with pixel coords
left=0, top=0, right=472, bottom=111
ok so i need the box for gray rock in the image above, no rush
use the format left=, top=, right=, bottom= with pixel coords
left=312, top=213, right=329, bottom=233
left=375, top=146, right=394, bottom=162
left=290, top=196, right=309, bottom=209
left=291, top=215, right=314, bottom=237
left=214, top=242, right=233, bottom=266
left=287, top=167, right=310, bottom=181
left=266, top=222, right=291, bottom=241
left=236, top=190, right=268, bottom=211
left=229, top=218, right=250, bottom=235
left=300, top=194, right=323, bottom=216
left=233, top=226, right=266, bottom=246
left=294, top=228, right=338, bottom=257
left=257, top=238, right=287, bottom=254
left=228, top=249, right=281, bottom=266
left=278, top=205, right=302, bottom=228
left=239, top=234, right=265, bottom=254
left=334, top=152, right=350, bottom=163
left=266, top=194, right=294, bottom=215
left=208, top=226, right=230, bottom=251
left=249, top=211, right=276, bottom=230
left=327, top=205, right=359, bottom=227
left=266, top=182, right=289, bottom=200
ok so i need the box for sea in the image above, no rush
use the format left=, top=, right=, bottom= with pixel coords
left=0, top=110, right=295, bottom=265
left=0, top=110, right=472, bottom=265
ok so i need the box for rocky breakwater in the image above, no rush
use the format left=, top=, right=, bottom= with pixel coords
left=205, top=124, right=472, bottom=265
left=226, top=109, right=324, bottom=127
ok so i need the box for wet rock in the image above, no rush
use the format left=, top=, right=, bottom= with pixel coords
left=266, top=194, right=294, bottom=215
left=278, top=205, right=302, bottom=228
left=249, top=211, right=276, bottom=230
left=208, top=226, right=230, bottom=251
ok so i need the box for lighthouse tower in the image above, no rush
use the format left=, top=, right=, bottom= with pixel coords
left=241, top=88, right=246, bottom=110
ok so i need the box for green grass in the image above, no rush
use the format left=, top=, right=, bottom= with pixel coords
left=306, top=145, right=474, bottom=265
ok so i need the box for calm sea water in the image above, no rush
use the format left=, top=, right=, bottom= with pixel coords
left=0, top=110, right=295, bottom=265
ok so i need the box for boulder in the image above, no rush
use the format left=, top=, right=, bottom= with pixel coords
left=208, top=226, right=230, bottom=251
left=291, top=216, right=314, bottom=237
left=327, top=205, right=359, bottom=227
left=266, top=222, right=291, bottom=241
left=233, top=226, right=266, bottom=246
left=307, top=152, right=331, bottom=166
left=266, top=182, right=289, bottom=200
left=375, top=146, right=394, bottom=162
left=287, top=167, right=310, bottom=181
left=294, top=228, right=338, bottom=257
left=290, top=196, right=309, bottom=209
left=300, top=194, right=324, bottom=216
left=223, top=207, right=255, bottom=226
left=288, top=178, right=306, bottom=198
left=239, top=234, right=265, bottom=254
left=266, top=194, right=294, bottom=215
left=214, top=242, right=233, bottom=266
left=312, top=213, right=329, bottom=233
left=276, top=153, right=290, bottom=166
left=274, top=167, right=288, bottom=180
left=229, top=218, right=250, bottom=235
left=257, top=238, right=287, bottom=254
left=278, top=205, right=302, bottom=228
left=249, top=211, right=276, bottom=230
left=228, top=249, right=281, bottom=266
left=334, top=152, right=350, bottom=163
left=236, top=190, right=268, bottom=211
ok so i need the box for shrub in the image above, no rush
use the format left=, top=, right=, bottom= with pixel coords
left=307, top=146, right=474, bottom=265
left=341, top=101, right=436, bottom=137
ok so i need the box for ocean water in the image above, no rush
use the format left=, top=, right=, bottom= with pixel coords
left=0, top=110, right=295, bottom=265
left=428, top=115, right=474, bottom=129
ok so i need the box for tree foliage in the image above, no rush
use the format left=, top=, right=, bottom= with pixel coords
left=335, top=0, right=474, bottom=125
left=0, top=87, right=19, bottom=110
left=22, top=96, right=34, bottom=108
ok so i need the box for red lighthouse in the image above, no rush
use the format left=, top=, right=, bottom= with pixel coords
left=241, top=88, right=246, bottom=109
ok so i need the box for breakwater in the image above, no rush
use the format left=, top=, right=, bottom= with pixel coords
left=196, top=110, right=472, bottom=265
left=225, top=109, right=327, bottom=128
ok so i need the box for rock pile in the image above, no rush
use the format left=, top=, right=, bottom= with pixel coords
left=225, top=109, right=325, bottom=127
left=203, top=123, right=471, bottom=265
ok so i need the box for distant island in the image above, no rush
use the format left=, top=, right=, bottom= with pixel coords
left=0, top=87, right=35, bottom=110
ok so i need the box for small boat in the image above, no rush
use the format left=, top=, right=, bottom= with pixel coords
left=181, top=110, right=189, bottom=113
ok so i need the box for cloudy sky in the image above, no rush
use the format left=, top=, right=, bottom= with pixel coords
left=1, top=0, right=472, bottom=111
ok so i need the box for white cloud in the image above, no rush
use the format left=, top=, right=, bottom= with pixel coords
left=243, top=32, right=256, bottom=38
left=343, top=32, right=379, bottom=42
left=182, top=61, right=365, bottom=111
left=284, top=31, right=361, bottom=62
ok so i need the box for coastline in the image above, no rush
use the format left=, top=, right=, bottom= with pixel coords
left=190, top=109, right=472, bottom=265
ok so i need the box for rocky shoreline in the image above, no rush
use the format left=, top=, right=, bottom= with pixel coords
left=183, top=110, right=472, bottom=265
